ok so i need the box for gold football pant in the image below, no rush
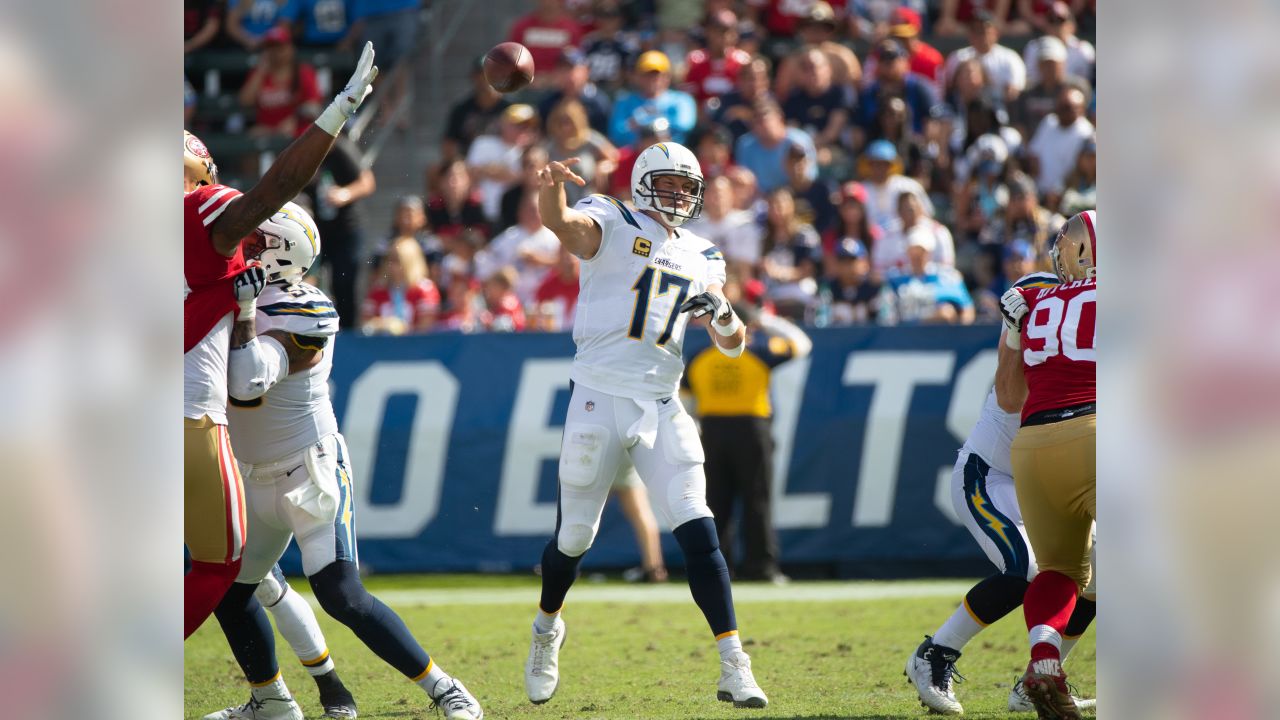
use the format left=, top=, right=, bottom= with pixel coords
left=1011, top=414, right=1095, bottom=592
left=184, top=415, right=246, bottom=564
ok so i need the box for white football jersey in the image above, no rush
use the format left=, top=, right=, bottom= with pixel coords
left=570, top=194, right=727, bottom=400
left=963, top=271, right=1059, bottom=475
left=228, top=283, right=340, bottom=464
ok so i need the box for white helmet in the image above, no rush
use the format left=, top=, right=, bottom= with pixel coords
left=631, top=142, right=705, bottom=227
left=244, top=201, right=321, bottom=285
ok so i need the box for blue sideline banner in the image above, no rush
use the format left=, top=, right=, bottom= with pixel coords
left=278, top=326, right=1004, bottom=574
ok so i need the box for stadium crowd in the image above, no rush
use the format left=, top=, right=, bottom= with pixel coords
left=185, top=0, right=1096, bottom=334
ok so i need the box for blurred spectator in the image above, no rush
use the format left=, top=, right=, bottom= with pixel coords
left=1026, top=86, right=1091, bottom=201
left=225, top=0, right=295, bottom=51
left=475, top=194, right=561, bottom=306
left=685, top=175, right=762, bottom=270
left=949, top=97, right=1022, bottom=172
left=531, top=247, right=581, bottom=331
left=692, top=123, right=736, bottom=179
left=874, top=190, right=955, bottom=274
left=467, top=103, right=540, bottom=223
left=682, top=9, right=753, bottom=105
left=951, top=133, right=1011, bottom=242
left=772, top=2, right=861, bottom=101
left=870, top=96, right=933, bottom=185
left=824, top=181, right=881, bottom=256
left=983, top=172, right=1063, bottom=256
left=1022, top=1, right=1094, bottom=84
left=544, top=99, right=619, bottom=205
left=185, top=0, right=226, bottom=54
left=784, top=143, right=837, bottom=237
left=710, top=55, right=773, bottom=142
left=427, top=159, right=488, bottom=240
left=372, top=195, right=441, bottom=268
left=879, top=7, right=943, bottom=88
left=580, top=0, right=641, bottom=95
left=760, top=188, right=823, bottom=322
left=289, top=0, right=354, bottom=47
left=881, top=232, right=975, bottom=325
left=945, top=56, right=993, bottom=114
left=304, top=130, right=376, bottom=327
left=970, top=236, right=1037, bottom=321
left=184, top=77, right=198, bottom=126
left=684, top=298, right=805, bottom=584
left=760, top=0, right=834, bottom=41
left=943, top=11, right=1027, bottom=105
left=349, top=0, right=421, bottom=128
left=443, top=58, right=512, bottom=163
left=859, top=139, right=933, bottom=231
left=480, top=267, right=528, bottom=332
left=822, top=238, right=886, bottom=325
left=1011, top=35, right=1091, bottom=137
left=734, top=101, right=816, bottom=194
left=608, top=116, right=672, bottom=200
left=507, top=0, right=585, bottom=83
left=237, top=27, right=322, bottom=138
left=857, top=40, right=940, bottom=143
left=934, top=0, right=1027, bottom=37
left=726, top=165, right=761, bottom=214
left=361, top=237, right=441, bottom=335
left=438, top=271, right=484, bottom=333
left=608, top=51, right=697, bottom=146
left=501, top=145, right=550, bottom=233
left=537, top=48, right=612, bottom=135
left=1058, top=135, right=1095, bottom=217
left=782, top=49, right=850, bottom=155
left=952, top=128, right=1010, bottom=185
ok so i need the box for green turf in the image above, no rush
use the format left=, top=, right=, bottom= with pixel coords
left=185, top=577, right=1094, bottom=719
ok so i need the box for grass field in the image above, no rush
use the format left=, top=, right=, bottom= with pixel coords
left=184, top=575, right=1095, bottom=719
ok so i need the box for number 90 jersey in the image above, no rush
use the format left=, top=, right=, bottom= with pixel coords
left=570, top=194, right=727, bottom=401
left=1017, top=276, right=1097, bottom=422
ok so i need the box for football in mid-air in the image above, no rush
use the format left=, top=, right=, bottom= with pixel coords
left=483, top=41, right=535, bottom=93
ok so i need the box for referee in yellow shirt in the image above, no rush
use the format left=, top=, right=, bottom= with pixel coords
left=684, top=303, right=810, bottom=584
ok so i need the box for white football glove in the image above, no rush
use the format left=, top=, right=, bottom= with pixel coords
left=233, top=264, right=267, bottom=320
left=316, top=41, right=379, bottom=136
left=999, top=286, right=1029, bottom=336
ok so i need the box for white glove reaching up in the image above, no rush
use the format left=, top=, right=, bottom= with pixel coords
left=233, top=263, right=267, bottom=321
left=316, top=41, right=379, bottom=136
left=1000, top=287, right=1028, bottom=349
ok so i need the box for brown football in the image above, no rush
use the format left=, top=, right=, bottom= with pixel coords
left=483, top=41, right=535, bottom=93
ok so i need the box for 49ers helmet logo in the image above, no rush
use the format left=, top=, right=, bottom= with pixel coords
left=185, top=132, right=210, bottom=158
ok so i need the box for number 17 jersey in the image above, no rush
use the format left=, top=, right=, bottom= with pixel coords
left=1017, top=276, right=1097, bottom=421
left=570, top=195, right=727, bottom=401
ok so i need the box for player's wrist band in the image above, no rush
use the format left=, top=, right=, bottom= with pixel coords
left=712, top=309, right=743, bottom=336
left=315, top=101, right=349, bottom=136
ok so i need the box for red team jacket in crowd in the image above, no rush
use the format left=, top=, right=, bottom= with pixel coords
left=1017, top=276, right=1097, bottom=421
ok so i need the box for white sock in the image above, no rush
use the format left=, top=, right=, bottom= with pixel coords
left=265, top=584, right=335, bottom=676
left=931, top=602, right=984, bottom=652
left=251, top=673, right=291, bottom=701
left=1061, top=635, right=1080, bottom=661
left=414, top=660, right=451, bottom=697
left=1028, top=624, right=1063, bottom=654
left=534, top=608, right=560, bottom=634
left=717, top=631, right=743, bottom=661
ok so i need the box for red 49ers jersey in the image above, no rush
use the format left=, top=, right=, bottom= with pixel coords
left=1018, top=277, right=1097, bottom=422
left=184, top=184, right=246, bottom=353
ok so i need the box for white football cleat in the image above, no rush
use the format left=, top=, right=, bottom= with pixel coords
left=429, top=677, right=484, bottom=720
left=525, top=617, right=566, bottom=704
left=717, top=651, right=769, bottom=708
left=1009, top=676, right=1096, bottom=714
left=201, top=696, right=304, bottom=720
left=903, top=635, right=964, bottom=715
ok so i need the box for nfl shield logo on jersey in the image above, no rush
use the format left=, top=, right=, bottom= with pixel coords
left=585, top=401, right=595, bottom=412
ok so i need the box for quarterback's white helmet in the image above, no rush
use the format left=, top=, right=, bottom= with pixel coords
left=245, top=201, right=321, bottom=285
left=631, top=141, right=705, bottom=227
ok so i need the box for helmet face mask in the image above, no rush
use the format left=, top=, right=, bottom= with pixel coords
left=631, top=142, right=705, bottom=227
left=253, top=202, right=321, bottom=285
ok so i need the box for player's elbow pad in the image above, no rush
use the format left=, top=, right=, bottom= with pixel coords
left=228, top=335, right=289, bottom=401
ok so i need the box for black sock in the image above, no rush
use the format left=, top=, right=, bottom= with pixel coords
left=314, top=669, right=355, bottom=707
left=673, top=517, right=737, bottom=636
left=1065, top=596, right=1096, bottom=637
left=214, top=582, right=280, bottom=685
left=309, top=561, right=433, bottom=679
left=964, top=573, right=1031, bottom=626
left=538, top=539, right=583, bottom=614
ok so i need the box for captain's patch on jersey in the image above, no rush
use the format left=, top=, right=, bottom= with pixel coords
left=632, top=237, right=652, bottom=257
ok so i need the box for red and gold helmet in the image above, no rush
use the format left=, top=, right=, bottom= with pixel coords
left=1050, top=209, right=1097, bottom=282
left=184, top=130, right=218, bottom=188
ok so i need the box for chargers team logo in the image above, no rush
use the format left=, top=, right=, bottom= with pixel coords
left=632, top=237, right=651, bottom=257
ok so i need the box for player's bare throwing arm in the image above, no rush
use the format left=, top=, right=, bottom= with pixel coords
left=523, top=143, right=768, bottom=709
